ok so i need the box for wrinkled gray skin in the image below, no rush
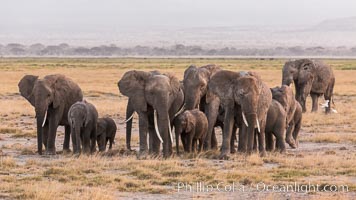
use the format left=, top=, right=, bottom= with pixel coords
left=282, top=59, right=335, bottom=113
left=183, top=64, right=236, bottom=151
left=97, top=117, right=117, bottom=151
left=271, top=85, right=299, bottom=148
left=173, top=109, right=208, bottom=154
left=68, top=101, right=98, bottom=154
left=265, top=100, right=287, bottom=153
left=124, top=71, right=160, bottom=151
left=118, top=70, right=184, bottom=158
left=207, top=71, right=272, bottom=158
left=18, top=74, right=83, bottom=155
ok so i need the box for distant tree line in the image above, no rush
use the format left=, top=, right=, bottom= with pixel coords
left=1, top=43, right=356, bottom=57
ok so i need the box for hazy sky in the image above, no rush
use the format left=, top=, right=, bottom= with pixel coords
left=1, top=0, right=356, bottom=32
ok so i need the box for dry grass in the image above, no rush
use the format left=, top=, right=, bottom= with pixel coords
left=0, top=58, right=355, bottom=199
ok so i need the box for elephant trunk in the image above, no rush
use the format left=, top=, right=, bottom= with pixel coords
left=184, top=90, right=199, bottom=110
left=282, top=78, right=292, bottom=86
left=125, top=112, right=134, bottom=150
left=35, top=103, right=48, bottom=155
left=73, top=123, right=82, bottom=154
left=246, top=113, right=257, bottom=153
left=35, top=115, right=44, bottom=155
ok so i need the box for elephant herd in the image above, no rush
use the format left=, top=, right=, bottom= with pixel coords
left=18, top=59, right=335, bottom=159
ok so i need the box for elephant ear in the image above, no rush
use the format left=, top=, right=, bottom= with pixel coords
left=297, top=60, right=315, bottom=85
left=185, top=112, right=195, bottom=133
left=208, top=70, right=238, bottom=100
left=18, top=75, right=39, bottom=106
left=165, top=73, right=181, bottom=95
left=128, top=70, right=151, bottom=111
left=84, top=101, right=91, bottom=126
left=281, top=85, right=296, bottom=122
left=52, top=75, right=70, bottom=108
left=202, top=64, right=221, bottom=78
left=296, top=59, right=313, bottom=70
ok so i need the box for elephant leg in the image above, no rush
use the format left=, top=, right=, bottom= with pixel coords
left=230, top=125, right=237, bottom=154
left=219, top=102, right=235, bottom=159
left=90, top=131, right=97, bottom=154
left=192, top=139, right=197, bottom=153
left=63, top=125, right=71, bottom=152
left=265, top=131, right=274, bottom=151
left=274, top=126, right=286, bottom=153
left=324, top=80, right=334, bottom=114
left=182, top=133, right=189, bottom=152
left=138, top=112, right=149, bottom=157
left=293, top=120, right=302, bottom=148
left=187, top=132, right=195, bottom=153
left=286, top=122, right=297, bottom=148
left=311, top=93, right=319, bottom=112
left=108, top=138, right=113, bottom=150
left=204, top=98, right=220, bottom=150
left=198, top=139, right=203, bottom=152
left=99, top=133, right=106, bottom=152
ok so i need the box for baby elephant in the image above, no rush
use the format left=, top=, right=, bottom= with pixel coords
left=68, top=100, right=98, bottom=154
left=271, top=85, right=302, bottom=148
left=173, top=109, right=208, bottom=154
left=265, top=99, right=287, bottom=153
left=96, top=117, right=117, bottom=151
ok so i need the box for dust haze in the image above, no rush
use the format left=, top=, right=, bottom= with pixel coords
left=1, top=0, right=356, bottom=53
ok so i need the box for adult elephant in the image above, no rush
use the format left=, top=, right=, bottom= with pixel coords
left=182, top=64, right=222, bottom=150
left=282, top=59, right=335, bottom=113
left=206, top=71, right=272, bottom=158
left=123, top=71, right=161, bottom=151
left=118, top=70, right=184, bottom=158
left=18, top=74, right=83, bottom=155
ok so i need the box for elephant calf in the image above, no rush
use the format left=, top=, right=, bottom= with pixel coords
left=287, top=102, right=302, bottom=148
left=97, top=117, right=117, bottom=151
left=173, top=109, right=208, bottom=154
left=68, top=100, right=98, bottom=154
left=271, top=85, right=302, bottom=148
left=265, top=100, right=287, bottom=153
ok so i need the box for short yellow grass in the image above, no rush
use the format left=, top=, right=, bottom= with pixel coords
left=0, top=58, right=355, bottom=199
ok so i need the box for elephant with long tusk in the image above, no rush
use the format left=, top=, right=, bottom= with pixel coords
left=118, top=70, right=184, bottom=158
left=18, top=74, right=83, bottom=155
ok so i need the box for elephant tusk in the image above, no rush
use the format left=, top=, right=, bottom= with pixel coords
left=42, top=110, right=48, bottom=127
left=174, top=103, right=185, bottom=118
left=168, top=115, right=174, bottom=144
left=154, top=110, right=163, bottom=143
left=242, top=112, right=249, bottom=127
left=256, top=116, right=261, bottom=133
left=119, top=113, right=134, bottom=124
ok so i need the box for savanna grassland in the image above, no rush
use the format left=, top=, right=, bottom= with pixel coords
left=0, top=58, right=356, bottom=200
